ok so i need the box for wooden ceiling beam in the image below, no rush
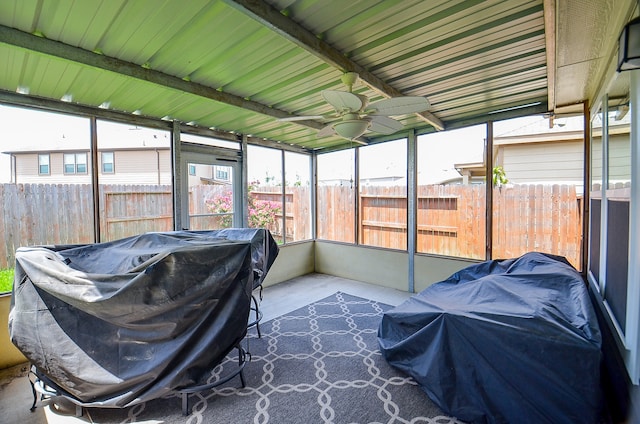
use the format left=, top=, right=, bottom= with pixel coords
left=223, top=0, right=445, bottom=131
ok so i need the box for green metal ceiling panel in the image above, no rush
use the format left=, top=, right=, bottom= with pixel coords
left=0, top=0, right=554, bottom=151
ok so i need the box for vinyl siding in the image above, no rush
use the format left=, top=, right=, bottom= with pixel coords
left=16, top=152, right=91, bottom=184
left=608, top=133, right=631, bottom=187
left=12, top=149, right=172, bottom=185
left=501, top=140, right=584, bottom=185
left=98, top=150, right=169, bottom=185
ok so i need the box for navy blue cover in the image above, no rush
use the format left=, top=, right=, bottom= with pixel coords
left=378, top=252, right=602, bottom=424
left=9, top=229, right=278, bottom=408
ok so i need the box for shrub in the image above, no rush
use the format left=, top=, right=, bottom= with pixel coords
left=206, top=181, right=281, bottom=230
left=0, top=268, right=14, bottom=293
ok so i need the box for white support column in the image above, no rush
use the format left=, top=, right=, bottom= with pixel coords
left=311, top=152, right=317, bottom=240
left=171, top=121, right=183, bottom=230
left=241, top=135, right=249, bottom=227
left=407, top=131, right=417, bottom=293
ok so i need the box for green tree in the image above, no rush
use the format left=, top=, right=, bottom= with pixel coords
left=492, top=166, right=509, bottom=188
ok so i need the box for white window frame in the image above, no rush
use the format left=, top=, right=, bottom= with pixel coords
left=101, top=151, right=115, bottom=174
left=626, top=70, right=640, bottom=384
left=589, top=72, right=640, bottom=385
left=63, top=152, right=87, bottom=174
left=38, top=154, right=50, bottom=175
left=215, top=166, right=229, bottom=181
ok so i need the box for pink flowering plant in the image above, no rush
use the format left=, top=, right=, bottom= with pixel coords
left=206, top=180, right=281, bottom=230
left=205, top=190, right=234, bottom=227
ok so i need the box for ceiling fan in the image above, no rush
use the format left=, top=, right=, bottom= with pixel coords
left=278, top=72, right=431, bottom=141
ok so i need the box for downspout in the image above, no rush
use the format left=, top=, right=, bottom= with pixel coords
left=156, top=148, right=160, bottom=185
left=10, top=153, right=16, bottom=183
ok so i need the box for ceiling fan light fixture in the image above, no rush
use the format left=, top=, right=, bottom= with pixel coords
left=333, top=119, right=370, bottom=140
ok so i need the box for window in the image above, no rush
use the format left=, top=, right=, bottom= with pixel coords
left=180, top=133, right=240, bottom=150
left=247, top=145, right=283, bottom=243
left=101, top=152, right=114, bottom=173
left=38, top=154, right=50, bottom=175
left=604, top=92, right=631, bottom=335
left=359, top=139, right=407, bottom=250
left=215, top=167, right=229, bottom=181
left=317, top=149, right=356, bottom=243
left=63, top=153, right=87, bottom=174
left=588, top=69, right=639, bottom=383
left=589, top=106, right=604, bottom=286
left=96, top=120, right=173, bottom=242
left=188, top=164, right=196, bottom=176
left=285, top=151, right=312, bottom=241
left=493, top=116, right=584, bottom=269
left=0, top=104, right=92, bottom=273
left=417, top=125, right=486, bottom=259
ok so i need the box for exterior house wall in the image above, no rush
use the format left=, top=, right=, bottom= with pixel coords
left=16, top=152, right=91, bottom=184
left=608, top=133, right=632, bottom=186
left=11, top=149, right=173, bottom=185
left=497, top=129, right=629, bottom=191
left=158, top=150, right=172, bottom=185
left=187, top=163, right=233, bottom=186
left=187, top=163, right=213, bottom=186
left=99, top=150, right=169, bottom=185
left=499, top=140, right=584, bottom=185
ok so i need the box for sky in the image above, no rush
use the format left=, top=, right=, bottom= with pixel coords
left=0, top=103, right=561, bottom=185
left=0, top=104, right=91, bottom=182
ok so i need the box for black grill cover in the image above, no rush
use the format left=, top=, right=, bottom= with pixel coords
left=378, top=252, right=602, bottom=424
left=9, top=229, right=278, bottom=408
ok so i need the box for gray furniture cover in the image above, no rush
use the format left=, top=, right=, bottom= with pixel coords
left=9, top=228, right=278, bottom=408
left=378, top=252, right=602, bottom=424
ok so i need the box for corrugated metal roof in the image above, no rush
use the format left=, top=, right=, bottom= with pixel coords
left=0, top=0, right=631, bottom=151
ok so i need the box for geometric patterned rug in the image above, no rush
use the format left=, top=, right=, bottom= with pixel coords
left=86, top=292, right=465, bottom=423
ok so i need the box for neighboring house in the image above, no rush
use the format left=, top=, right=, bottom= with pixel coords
left=187, top=162, right=233, bottom=186
left=4, top=146, right=173, bottom=185
left=452, top=161, right=485, bottom=185
left=452, top=115, right=631, bottom=194
left=359, top=175, right=405, bottom=187
left=2, top=123, right=232, bottom=186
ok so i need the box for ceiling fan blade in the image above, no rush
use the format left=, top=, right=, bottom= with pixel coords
left=317, top=123, right=336, bottom=138
left=367, top=96, right=430, bottom=116
left=368, top=116, right=404, bottom=134
left=322, top=90, right=363, bottom=112
left=277, top=115, right=325, bottom=122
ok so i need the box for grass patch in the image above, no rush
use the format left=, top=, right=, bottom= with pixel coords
left=0, top=268, right=14, bottom=293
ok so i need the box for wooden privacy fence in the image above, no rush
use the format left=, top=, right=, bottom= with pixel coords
left=249, top=186, right=312, bottom=242
left=417, top=184, right=486, bottom=259
left=100, top=184, right=173, bottom=240
left=493, top=184, right=583, bottom=266
left=0, top=183, right=311, bottom=268
left=0, top=183, right=582, bottom=269
left=317, top=183, right=582, bottom=268
left=0, top=184, right=95, bottom=269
